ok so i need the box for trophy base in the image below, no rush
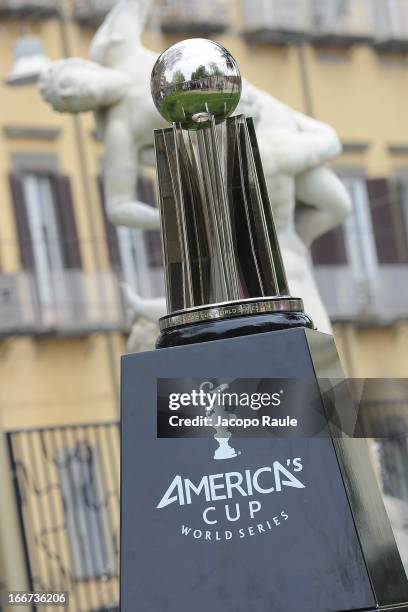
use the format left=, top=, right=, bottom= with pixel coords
left=121, top=328, right=408, bottom=612
left=366, top=607, right=408, bottom=611
left=156, top=307, right=314, bottom=348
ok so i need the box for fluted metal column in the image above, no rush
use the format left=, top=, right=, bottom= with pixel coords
left=155, top=114, right=290, bottom=315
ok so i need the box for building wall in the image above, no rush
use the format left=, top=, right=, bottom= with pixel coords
left=0, top=0, right=408, bottom=607
left=0, top=1, right=408, bottom=426
left=0, top=14, right=121, bottom=432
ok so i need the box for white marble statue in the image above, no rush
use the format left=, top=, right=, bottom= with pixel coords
left=39, top=0, right=351, bottom=346
left=238, top=80, right=351, bottom=333
left=39, top=0, right=164, bottom=232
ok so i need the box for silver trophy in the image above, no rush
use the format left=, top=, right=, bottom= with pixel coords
left=151, top=39, right=308, bottom=339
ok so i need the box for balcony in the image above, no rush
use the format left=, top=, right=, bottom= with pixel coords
left=72, top=0, right=116, bottom=25
left=0, top=271, right=126, bottom=337
left=0, top=0, right=59, bottom=18
left=311, top=0, right=375, bottom=47
left=373, top=0, right=408, bottom=52
left=242, top=0, right=408, bottom=49
left=242, top=0, right=311, bottom=44
left=152, top=0, right=229, bottom=35
left=314, top=265, right=408, bottom=324
left=0, top=273, right=38, bottom=335
left=72, top=0, right=229, bottom=31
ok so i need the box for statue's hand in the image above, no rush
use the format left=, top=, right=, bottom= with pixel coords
left=122, top=283, right=166, bottom=322
left=295, top=167, right=352, bottom=246
left=39, top=58, right=131, bottom=113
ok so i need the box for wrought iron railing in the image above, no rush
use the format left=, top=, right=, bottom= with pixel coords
left=72, top=0, right=229, bottom=30
left=151, top=0, right=229, bottom=34
left=373, top=0, right=408, bottom=49
left=7, top=423, right=120, bottom=612
left=243, top=0, right=408, bottom=46
left=243, top=0, right=311, bottom=42
left=0, top=271, right=126, bottom=337
left=0, top=0, right=59, bottom=16
left=311, top=0, right=376, bottom=43
left=1, top=263, right=407, bottom=334
left=314, top=265, right=408, bottom=323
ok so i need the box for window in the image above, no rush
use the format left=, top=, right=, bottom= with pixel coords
left=396, top=178, right=408, bottom=260
left=311, top=225, right=348, bottom=265
left=312, top=173, right=408, bottom=270
left=116, top=226, right=155, bottom=296
left=311, top=171, right=408, bottom=319
left=311, top=174, right=376, bottom=271
left=22, top=174, right=66, bottom=323
left=98, top=175, right=164, bottom=299
left=10, top=170, right=82, bottom=325
left=56, top=443, right=116, bottom=580
left=310, top=174, right=379, bottom=310
left=402, top=183, right=408, bottom=239
left=341, top=176, right=379, bottom=282
left=366, top=178, right=408, bottom=265
left=377, top=435, right=408, bottom=502
left=371, top=428, right=408, bottom=576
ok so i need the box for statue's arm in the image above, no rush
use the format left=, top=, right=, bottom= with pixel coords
left=294, top=166, right=352, bottom=246
left=104, top=114, right=164, bottom=324
left=39, top=58, right=131, bottom=113
left=122, top=284, right=166, bottom=321
left=292, top=111, right=342, bottom=166
left=104, top=111, right=160, bottom=230
left=263, top=112, right=342, bottom=177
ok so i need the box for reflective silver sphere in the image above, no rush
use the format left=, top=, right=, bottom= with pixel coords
left=151, top=39, right=241, bottom=130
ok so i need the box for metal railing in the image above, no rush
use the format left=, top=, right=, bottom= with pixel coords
left=0, top=0, right=59, bottom=16
left=2, top=262, right=408, bottom=334
left=312, top=0, right=376, bottom=42
left=7, top=423, right=120, bottom=612
left=243, top=0, right=311, bottom=41
left=314, top=265, right=408, bottom=323
left=2, top=0, right=408, bottom=45
left=243, top=0, right=408, bottom=45
left=151, top=0, right=229, bottom=33
left=0, top=271, right=126, bottom=337
left=373, top=0, right=408, bottom=48
left=72, top=0, right=229, bottom=30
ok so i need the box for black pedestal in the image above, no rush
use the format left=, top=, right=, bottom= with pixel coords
left=121, top=328, right=408, bottom=612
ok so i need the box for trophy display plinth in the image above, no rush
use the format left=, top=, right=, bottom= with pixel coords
left=120, top=328, right=408, bottom=612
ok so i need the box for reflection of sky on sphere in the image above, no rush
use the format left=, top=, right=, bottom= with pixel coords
left=154, top=39, right=240, bottom=89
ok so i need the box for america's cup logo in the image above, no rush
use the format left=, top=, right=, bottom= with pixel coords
left=200, top=381, right=240, bottom=461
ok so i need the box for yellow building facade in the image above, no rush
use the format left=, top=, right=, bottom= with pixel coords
left=0, top=0, right=408, bottom=609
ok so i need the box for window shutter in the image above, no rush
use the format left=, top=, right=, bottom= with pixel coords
left=97, top=176, right=121, bottom=270
left=366, top=178, right=408, bottom=264
left=9, top=173, right=34, bottom=270
left=311, top=225, right=348, bottom=265
left=51, top=175, right=82, bottom=269
left=138, top=176, right=163, bottom=268
left=397, top=180, right=408, bottom=258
